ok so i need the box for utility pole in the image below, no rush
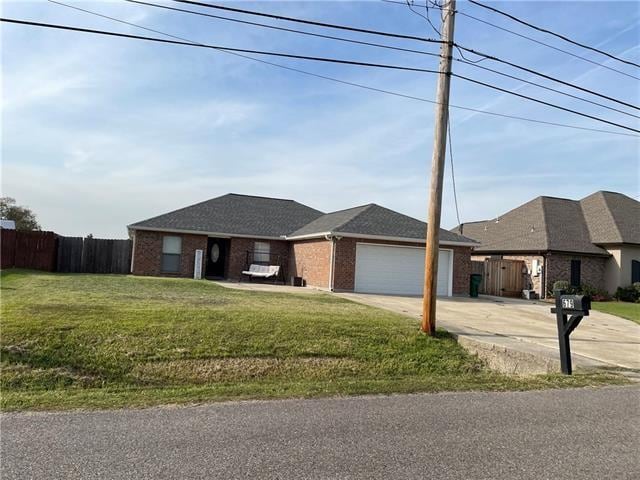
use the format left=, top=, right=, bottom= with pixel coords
left=422, top=0, right=456, bottom=335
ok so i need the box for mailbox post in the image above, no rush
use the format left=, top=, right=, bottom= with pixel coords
left=551, top=289, right=591, bottom=375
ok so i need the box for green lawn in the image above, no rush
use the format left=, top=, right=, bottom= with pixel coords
left=592, top=301, right=640, bottom=324
left=0, top=270, right=625, bottom=411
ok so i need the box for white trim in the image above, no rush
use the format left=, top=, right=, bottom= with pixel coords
left=286, top=230, right=476, bottom=246
left=128, top=225, right=283, bottom=241
left=355, top=242, right=454, bottom=297
left=329, top=237, right=336, bottom=291
left=285, top=231, right=333, bottom=241
left=128, top=225, right=477, bottom=247
left=130, top=231, right=136, bottom=273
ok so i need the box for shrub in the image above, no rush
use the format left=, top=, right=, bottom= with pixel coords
left=614, top=284, right=640, bottom=303
left=552, top=280, right=570, bottom=294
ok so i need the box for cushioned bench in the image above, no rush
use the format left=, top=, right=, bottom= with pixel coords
left=242, top=264, right=280, bottom=280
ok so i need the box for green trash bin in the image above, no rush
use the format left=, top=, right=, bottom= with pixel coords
left=470, top=274, right=482, bottom=298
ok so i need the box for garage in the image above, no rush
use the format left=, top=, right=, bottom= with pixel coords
left=353, top=243, right=452, bottom=296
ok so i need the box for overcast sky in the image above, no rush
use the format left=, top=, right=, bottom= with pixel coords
left=2, top=0, right=639, bottom=237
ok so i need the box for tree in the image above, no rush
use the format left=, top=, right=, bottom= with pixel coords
left=0, top=197, right=41, bottom=231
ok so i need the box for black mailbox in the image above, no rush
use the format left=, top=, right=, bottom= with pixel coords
left=551, top=290, right=591, bottom=375
left=559, top=294, right=591, bottom=314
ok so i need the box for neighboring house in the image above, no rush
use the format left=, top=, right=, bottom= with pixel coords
left=452, top=191, right=640, bottom=298
left=128, top=193, right=477, bottom=296
left=0, top=219, right=16, bottom=230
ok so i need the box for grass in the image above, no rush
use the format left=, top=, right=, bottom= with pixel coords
left=0, top=270, right=626, bottom=411
left=592, top=301, right=640, bottom=324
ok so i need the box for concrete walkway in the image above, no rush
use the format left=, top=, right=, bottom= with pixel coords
left=338, top=293, right=640, bottom=373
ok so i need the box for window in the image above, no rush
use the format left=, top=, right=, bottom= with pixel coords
left=162, top=236, right=182, bottom=272
left=253, top=241, right=270, bottom=263
left=570, top=259, right=581, bottom=287
left=632, top=260, right=640, bottom=283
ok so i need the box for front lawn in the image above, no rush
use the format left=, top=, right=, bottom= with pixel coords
left=0, top=270, right=624, bottom=411
left=592, top=301, right=640, bottom=324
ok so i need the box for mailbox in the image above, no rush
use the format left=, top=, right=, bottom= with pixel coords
left=551, top=290, right=591, bottom=375
left=559, top=294, right=591, bottom=314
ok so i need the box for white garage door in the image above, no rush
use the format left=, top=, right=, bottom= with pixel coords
left=354, top=244, right=452, bottom=296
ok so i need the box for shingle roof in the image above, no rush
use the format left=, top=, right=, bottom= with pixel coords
left=580, top=191, right=640, bottom=245
left=452, top=191, right=639, bottom=254
left=290, top=203, right=476, bottom=244
left=129, top=193, right=324, bottom=238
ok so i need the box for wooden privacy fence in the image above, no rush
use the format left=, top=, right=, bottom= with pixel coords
left=482, top=259, right=525, bottom=297
left=1, top=230, right=57, bottom=271
left=57, top=237, right=132, bottom=274
left=1, top=229, right=131, bottom=274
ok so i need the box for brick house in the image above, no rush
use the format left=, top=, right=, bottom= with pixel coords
left=128, top=194, right=477, bottom=296
left=452, top=191, right=640, bottom=298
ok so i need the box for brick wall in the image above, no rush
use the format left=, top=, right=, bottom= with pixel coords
left=545, top=253, right=608, bottom=294
left=451, top=245, right=472, bottom=295
left=226, top=238, right=290, bottom=281
left=132, top=230, right=207, bottom=278
left=289, top=239, right=331, bottom=288
left=333, top=238, right=471, bottom=294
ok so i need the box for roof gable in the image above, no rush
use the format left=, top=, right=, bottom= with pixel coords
left=291, top=203, right=475, bottom=244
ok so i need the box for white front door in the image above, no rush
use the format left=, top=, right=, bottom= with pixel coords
left=354, top=243, right=452, bottom=296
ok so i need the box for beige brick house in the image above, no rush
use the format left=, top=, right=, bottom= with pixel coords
left=453, top=191, right=640, bottom=298
left=128, top=193, right=477, bottom=296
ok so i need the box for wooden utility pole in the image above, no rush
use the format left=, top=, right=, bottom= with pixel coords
left=422, top=0, right=456, bottom=335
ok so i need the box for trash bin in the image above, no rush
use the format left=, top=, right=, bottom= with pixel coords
left=470, top=274, right=482, bottom=298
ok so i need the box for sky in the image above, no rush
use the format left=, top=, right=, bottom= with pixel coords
left=2, top=0, right=639, bottom=238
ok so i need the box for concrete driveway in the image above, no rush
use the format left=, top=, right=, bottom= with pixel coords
left=338, top=293, right=640, bottom=373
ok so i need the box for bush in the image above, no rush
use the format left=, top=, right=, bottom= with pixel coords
left=552, top=280, right=570, bottom=294
left=614, top=283, right=640, bottom=303
left=550, top=281, right=610, bottom=301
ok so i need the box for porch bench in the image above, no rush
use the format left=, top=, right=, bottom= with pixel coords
left=242, top=264, right=280, bottom=280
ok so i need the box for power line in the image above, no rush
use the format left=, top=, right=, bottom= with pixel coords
left=453, top=72, right=639, bottom=133
left=3, top=18, right=637, bottom=137
left=169, top=0, right=444, bottom=44
left=168, top=0, right=639, bottom=111
left=126, top=0, right=443, bottom=59
left=9, top=14, right=638, bottom=134
left=453, top=44, right=640, bottom=111
left=383, top=0, right=640, bottom=81
left=4, top=16, right=441, bottom=74
left=455, top=9, right=640, bottom=82
left=130, top=0, right=639, bottom=119
left=456, top=58, right=639, bottom=120
left=467, top=0, right=640, bottom=69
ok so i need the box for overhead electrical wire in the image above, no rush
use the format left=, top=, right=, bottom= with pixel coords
left=3, top=20, right=637, bottom=137
left=381, top=0, right=640, bottom=81
left=127, top=0, right=638, bottom=119
left=467, top=0, right=640, bottom=69
left=165, top=0, right=639, bottom=111
left=4, top=15, right=639, bottom=135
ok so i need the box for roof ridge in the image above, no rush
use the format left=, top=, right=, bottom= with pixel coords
left=227, top=193, right=294, bottom=202
left=332, top=204, right=376, bottom=232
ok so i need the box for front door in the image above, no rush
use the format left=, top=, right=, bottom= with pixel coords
left=206, top=238, right=228, bottom=278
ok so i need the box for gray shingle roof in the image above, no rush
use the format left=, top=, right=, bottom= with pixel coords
left=129, top=193, right=324, bottom=238
left=452, top=191, right=639, bottom=254
left=580, top=191, right=640, bottom=245
left=290, top=203, right=476, bottom=244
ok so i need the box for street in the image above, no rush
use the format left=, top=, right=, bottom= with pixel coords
left=2, top=386, right=639, bottom=479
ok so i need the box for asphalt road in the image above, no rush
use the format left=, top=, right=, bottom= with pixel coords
left=2, top=387, right=639, bottom=479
